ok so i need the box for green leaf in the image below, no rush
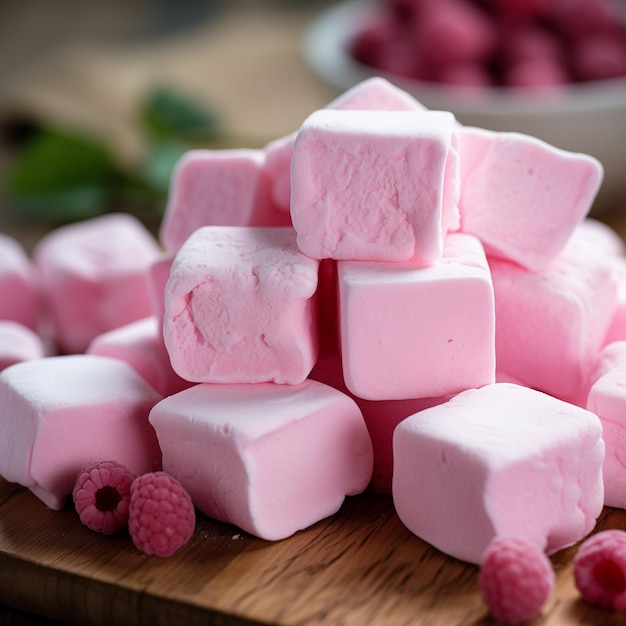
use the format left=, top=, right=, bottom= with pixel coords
left=5, top=128, right=120, bottom=222
left=7, top=129, right=118, bottom=194
left=10, top=187, right=109, bottom=223
left=140, top=138, right=189, bottom=194
left=141, top=85, right=219, bottom=142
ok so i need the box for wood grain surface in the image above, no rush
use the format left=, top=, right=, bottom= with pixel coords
left=2, top=475, right=626, bottom=625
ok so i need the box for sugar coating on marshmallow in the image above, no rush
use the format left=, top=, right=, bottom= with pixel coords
left=339, top=233, right=495, bottom=400
left=490, top=233, right=618, bottom=404
left=149, top=379, right=373, bottom=540
left=0, top=354, right=162, bottom=509
left=0, top=233, right=40, bottom=330
left=33, top=213, right=161, bottom=354
left=290, top=109, right=459, bottom=262
left=458, top=126, right=603, bottom=271
left=393, top=383, right=604, bottom=564
left=164, top=226, right=319, bottom=384
left=87, top=317, right=191, bottom=397
left=0, top=320, right=46, bottom=371
left=160, top=149, right=290, bottom=252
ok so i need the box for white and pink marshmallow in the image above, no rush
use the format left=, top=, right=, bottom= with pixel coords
left=149, top=379, right=373, bottom=540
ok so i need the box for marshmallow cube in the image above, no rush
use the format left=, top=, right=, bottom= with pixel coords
left=574, top=218, right=626, bottom=258
left=147, top=253, right=174, bottom=327
left=87, top=317, right=191, bottom=397
left=0, top=320, right=46, bottom=371
left=0, top=233, right=39, bottom=330
left=586, top=342, right=626, bottom=508
left=33, top=213, right=162, bottom=354
left=164, top=226, right=319, bottom=384
left=309, top=351, right=448, bottom=493
left=263, top=77, right=427, bottom=213
left=0, top=355, right=162, bottom=510
left=601, top=257, right=626, bottom=347
left=160, top=149, right=290, bottom=252
left=290, top=109, right=459, bottom=263
left=490, top=234, right=618, bottom=404
left=458, top=126, right=603, bottom=271
left=149, top=379, right=373, bottom=540
left=326, top=76, right=428, bottom=112
left=339, top=233, right=495, bottom=400
left=393, top=383, right=605, bottom=564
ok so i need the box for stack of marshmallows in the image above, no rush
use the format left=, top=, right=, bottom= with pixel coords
left=1, top=77, right=626, bottom=567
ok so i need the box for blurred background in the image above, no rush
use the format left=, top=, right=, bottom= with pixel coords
left=1, top=0, right=626, bottom=246
left=0, top=0, right=340, bottom=247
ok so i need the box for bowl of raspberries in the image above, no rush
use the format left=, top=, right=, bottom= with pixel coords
left=305, top=0, right=626, bottom=210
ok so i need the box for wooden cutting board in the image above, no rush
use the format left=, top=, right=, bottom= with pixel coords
left=1, top=476, right=625, bottom=625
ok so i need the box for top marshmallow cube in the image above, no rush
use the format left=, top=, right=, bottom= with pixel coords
left=290, top=109, right=460, bottom=263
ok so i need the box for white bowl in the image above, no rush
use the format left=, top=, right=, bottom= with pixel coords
left=304, top=0, right=626, bottom=212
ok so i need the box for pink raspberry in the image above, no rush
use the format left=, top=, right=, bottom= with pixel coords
left=573, top=529, right=626, bottom=609
left=72, top=460, right=136, bottom=534
left=479, top=536, right=555, bottom=623
left=128, top=471, right=195, bottom=557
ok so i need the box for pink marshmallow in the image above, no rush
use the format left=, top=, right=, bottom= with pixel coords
left=148, top=379, right=373, bottom=540
left=310, top=351, right=448, bottom=493
left=164, top=226, right=319, bottom=384
left=87, top=317, right=192, bottom=397
left=458, top=126, right=603, bottom=271
left=317, top=258, right=341, bottom=355
left=573, top=218, right=625, bottom=258
left=291, top=109, right=460, bottom=263
left=600, top=257, right=626, bottom=347
left=0, top=233, right=40, bottom=330
left=263, top=77, right=427, bottom=213
left=393, top=383, right=605, bottom=564
left=147, top=253, right=174, bottom=327
left=33, top=213, right=161, bottom=354
left=0, top=320, right=46, bottom=371
left=326, top=76, right=427, bottom=111
left=263, top=132, right=298, bottom=213
left=586, top=341, right=626, bottom=393
left=338, top=233, right=495, bottom=400
left=0, top=354, right=162, bottom=509
left=587, top=353, right=626, bottom=508
left=490, top=232, right=618, bottom=404
left=159, top=149, right=290, bottom=252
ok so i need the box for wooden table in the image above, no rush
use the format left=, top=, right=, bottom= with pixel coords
left=3, top=475, right=626, bottom=626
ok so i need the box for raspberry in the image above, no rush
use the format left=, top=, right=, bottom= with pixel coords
left=479, top=536, right=555, bottom=623
left=573, top=529, right=626, bottom=610
left=73, top=460, right=136, bottom=534
left=128, top=471, right=195, bottom=557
